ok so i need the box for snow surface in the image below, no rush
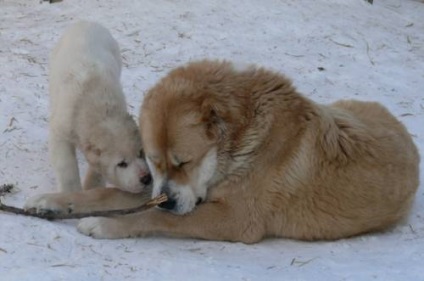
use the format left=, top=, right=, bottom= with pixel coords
left=1, top=0, right=423, bottom=280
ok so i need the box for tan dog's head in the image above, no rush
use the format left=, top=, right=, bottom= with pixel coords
left=140, top=62, right=242, bottom=214
left=83, top=114, right=152, bottom=193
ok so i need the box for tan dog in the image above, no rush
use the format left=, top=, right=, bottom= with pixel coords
left=27, top=60, right=420, bottom=243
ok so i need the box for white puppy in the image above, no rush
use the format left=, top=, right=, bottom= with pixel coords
left=47, top=21, right=151, bottom=193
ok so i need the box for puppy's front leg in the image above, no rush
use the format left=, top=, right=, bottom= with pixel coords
left=78, top=201, right=266, bottom=243
left=49, top=134, right=81, bottom=192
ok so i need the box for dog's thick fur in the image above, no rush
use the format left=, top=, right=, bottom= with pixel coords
left=45, top=21, right=150, bottom=193
left=26, top=60, right=419, bottom=243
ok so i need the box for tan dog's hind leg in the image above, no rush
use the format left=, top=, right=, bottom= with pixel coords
left=83, top=167, right=106, bottom=190
left=24, top=188, right=151, bottom=214
left=77, top=201, right=266, bottom=244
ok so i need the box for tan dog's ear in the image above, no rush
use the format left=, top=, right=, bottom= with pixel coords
left=200, top=98, right=227, bottom=140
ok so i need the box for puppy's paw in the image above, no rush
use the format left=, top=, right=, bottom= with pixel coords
left=24, top=193, right=72, bottom=215
left=77, top=217, right=127, bottom=239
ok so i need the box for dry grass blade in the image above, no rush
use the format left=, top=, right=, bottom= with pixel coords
left=329, top=38, right=354, bottom=48
left=0, top=194, right=168, bottom=220
left=0, top=184, right=15, bottom=196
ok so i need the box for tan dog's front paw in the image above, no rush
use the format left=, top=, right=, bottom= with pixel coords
left=24, top=193, right=72, bottom=215
left=77, top=217, right=128, bottom=239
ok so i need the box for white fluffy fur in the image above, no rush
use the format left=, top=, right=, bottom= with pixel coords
left=48, top=21, right=149, bottom=193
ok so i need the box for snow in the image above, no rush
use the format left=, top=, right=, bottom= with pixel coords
left=0, top=0, right=423, bottom=280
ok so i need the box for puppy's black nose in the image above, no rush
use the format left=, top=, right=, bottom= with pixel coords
left=158, top=199, right=176, bottom=210
left=140, top=174, right=152, bottom=185
left=196, top=197, right=203, bottom=205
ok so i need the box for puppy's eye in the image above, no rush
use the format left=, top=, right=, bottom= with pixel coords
left=138, top=150, right=145, bottom=159
left=117, top=161, right=128, bottom=168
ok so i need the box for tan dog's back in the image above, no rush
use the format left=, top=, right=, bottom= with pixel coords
left=265, top=99, right=420, bottom=240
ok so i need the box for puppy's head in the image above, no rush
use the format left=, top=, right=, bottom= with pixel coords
left=83, top=114, right=152, bottom=193
left=140, top=62, right=236, bottom=214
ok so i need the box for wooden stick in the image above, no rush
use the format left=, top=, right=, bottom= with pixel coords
left=0, top=194, right=167, bottom=220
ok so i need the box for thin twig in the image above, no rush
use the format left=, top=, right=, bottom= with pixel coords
left=0, top=194, right=167, bottom=220
left=290, top=257, right=317, bottom=267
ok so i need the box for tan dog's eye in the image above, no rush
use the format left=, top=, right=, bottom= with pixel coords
left=171, top=154, right=191, bottom=169
left=177, top=161, right=190, bottom=168
left=117, top=161, right=128, bottom=168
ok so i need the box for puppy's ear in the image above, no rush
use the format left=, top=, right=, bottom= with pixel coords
left=83, top=142, right=102, bottom=165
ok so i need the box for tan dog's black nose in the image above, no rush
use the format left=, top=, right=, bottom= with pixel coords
left=157, top=185, right=176, bottom=210
left=158, top=198, right=176, bottom=210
